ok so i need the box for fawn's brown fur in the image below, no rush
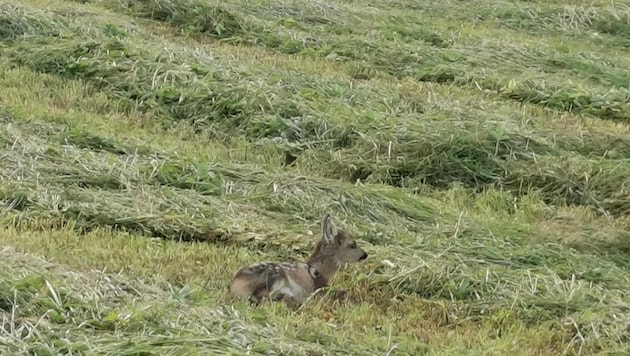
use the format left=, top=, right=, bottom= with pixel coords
left=227, top=213, right=368, bottom=308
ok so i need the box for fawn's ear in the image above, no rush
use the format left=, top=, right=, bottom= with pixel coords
left=322, top=213, right=338, bottom=244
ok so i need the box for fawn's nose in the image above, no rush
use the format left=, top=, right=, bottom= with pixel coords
left=359, top=252, right=368, bottom=261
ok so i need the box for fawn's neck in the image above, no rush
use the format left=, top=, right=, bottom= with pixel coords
left=306, top=252, right=339, bottom=289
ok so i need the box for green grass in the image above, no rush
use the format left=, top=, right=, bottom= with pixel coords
left=1, top=0, right=629, bottom=354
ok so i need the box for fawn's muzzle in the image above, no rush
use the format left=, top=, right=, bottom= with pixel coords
left=359, top=252, right=368, bottom=261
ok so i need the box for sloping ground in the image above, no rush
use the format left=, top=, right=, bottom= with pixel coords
left=1, top=0, right=629, bottom=354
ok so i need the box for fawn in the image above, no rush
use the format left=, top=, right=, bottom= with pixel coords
left=227, top=213, right=368, bottom=308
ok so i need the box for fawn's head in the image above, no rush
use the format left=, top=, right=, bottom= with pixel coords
left=308, top=213, right=368, bottom=267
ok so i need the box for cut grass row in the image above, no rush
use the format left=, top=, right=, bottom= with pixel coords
left=1, top=45, right=629, bottom=217
left=3, top=1, right=629, bottom=123
left=3, top=77, right=630, bottom=224
left=2, top=111, right=630, bottom=271
left=380, top=0, right=630, bottom=43
left=8, top=232, right=625, bottom=355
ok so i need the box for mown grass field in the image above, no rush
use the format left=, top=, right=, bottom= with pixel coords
left=1, top=0, right=629, bottom=354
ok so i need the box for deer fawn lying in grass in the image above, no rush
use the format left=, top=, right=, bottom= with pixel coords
left=228, top=213, right=368, bottom=308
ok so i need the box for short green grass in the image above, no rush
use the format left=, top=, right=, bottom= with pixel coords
left=1, top=0, right=629, bottom=354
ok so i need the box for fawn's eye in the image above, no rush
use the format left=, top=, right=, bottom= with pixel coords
left=349, top=242, right=357, bottom=249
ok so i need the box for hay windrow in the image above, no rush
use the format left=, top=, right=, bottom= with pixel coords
left=109, top=0, right=246, bottom=38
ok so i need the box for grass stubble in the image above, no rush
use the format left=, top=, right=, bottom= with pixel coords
left=0, top=0, right=629, bottom=354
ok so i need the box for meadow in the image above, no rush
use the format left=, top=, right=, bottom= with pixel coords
left=1, top=0, right=629, bottom=354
